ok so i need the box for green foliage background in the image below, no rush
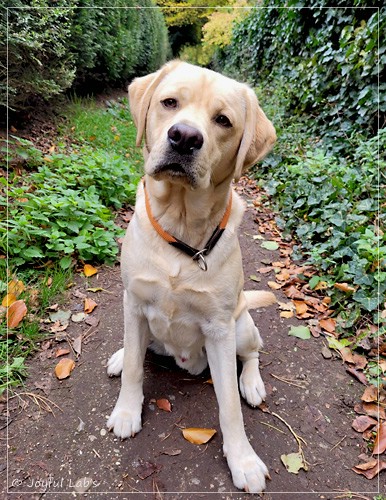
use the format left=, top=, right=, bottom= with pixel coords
left=209, top=2, right=385, bottom=336
left=1, top=0, right=169, bottom=111
left=215, top=1, right=384, bottom=140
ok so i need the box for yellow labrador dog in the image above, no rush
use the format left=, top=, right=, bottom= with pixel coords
left=107, top=60, right=276, bottom=493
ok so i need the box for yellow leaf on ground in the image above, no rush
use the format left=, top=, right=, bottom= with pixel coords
left=276, top=270, right=291, bottom=281
left=6, top=300, right=27, bottom=328
left=268, top=281, right=282, bottom=290
left=314, top=281, right=328, bottom=290
left=54, top=358, right=75, bottom=379
left=8, top=279, right=25, bottom=297
left=334, top=282, right=356, bottom=293
left=83, top=264, right=98, bottom=277
left=182, top=428, right=216, bottom=445
left=280, top=311, right=294, bottom=318
left=84, top=298, right=98, bottom=313
left=293, top=300, right=308, bottom=316
left=2, top=293, right=17, bottom=307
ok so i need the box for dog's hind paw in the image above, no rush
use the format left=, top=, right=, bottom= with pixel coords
left=107, top=348, right=124, bottom=376
left=107, top=406, right=142, bottom=439
left=239, top=358, right=266, bottom=407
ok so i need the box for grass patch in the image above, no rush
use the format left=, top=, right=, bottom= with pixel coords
left=1, top=95, right=143, bottom=393
left=0, top=263, right=73, bottom=393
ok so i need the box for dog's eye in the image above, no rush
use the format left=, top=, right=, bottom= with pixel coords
left=162, top=98, right=178, bottom=109
left=215, top=114, right=232, bottom=128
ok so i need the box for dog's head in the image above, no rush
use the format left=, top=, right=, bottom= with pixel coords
left=129, top=60, right=276, bottom=189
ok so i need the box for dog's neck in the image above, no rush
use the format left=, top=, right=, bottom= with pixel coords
left=144, top=175, right=233, bottom=249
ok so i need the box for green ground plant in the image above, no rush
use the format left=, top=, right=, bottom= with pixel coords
left=257, top=85, right=385, bottom=348
left=1, top=96, right=142, bottom=392
left=2, top=98, right=141, bottom=268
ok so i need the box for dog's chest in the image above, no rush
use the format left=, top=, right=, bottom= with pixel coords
left=129, top=269, right=220, bottom=342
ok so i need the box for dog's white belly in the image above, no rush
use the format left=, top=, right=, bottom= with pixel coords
left=131, top=275, right=209, bottom=374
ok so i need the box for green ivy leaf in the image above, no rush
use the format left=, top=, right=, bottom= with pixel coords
left=261, top=241, right=279, bottom=251
left=288, top=326, right=311, bottom=340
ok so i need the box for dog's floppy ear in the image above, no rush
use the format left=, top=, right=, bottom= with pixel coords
left=129, top=60, right=181, bottom=147
left=234, top=86, right=276, bottom=181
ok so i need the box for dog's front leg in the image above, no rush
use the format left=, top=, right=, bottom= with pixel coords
left=107, top=290, right=150, bottom=439
left=205, top=321, right=268, bottom=493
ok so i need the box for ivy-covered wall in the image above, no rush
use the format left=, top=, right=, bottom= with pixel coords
left=216, top=1, right=384, bottom=139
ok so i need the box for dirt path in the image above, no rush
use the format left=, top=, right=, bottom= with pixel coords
left=1, top=193, right=383, bottom=499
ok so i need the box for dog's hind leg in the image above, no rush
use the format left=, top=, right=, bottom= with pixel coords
left=236, top=309, right=266, bottom=407
left=107, top=348, right=124, bottom=376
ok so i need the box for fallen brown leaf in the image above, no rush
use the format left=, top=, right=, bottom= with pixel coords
left=363, top=402, right=386, bottom=420
left=352, top=458, right=386, bottom=479
left=268, top=281, right=282, bottom=290
left=293, top=300, right=308, bottom=316
left=361, top=386, right=378, bottom=403
left=351, top=415, right=378, bottom=433
left=319, top=318, right=336, bottom=334
left=72, top=335, right=82, bottom=356
left=340, top=347, right=368, bottom=370
left=276, top=270, right=291, bottom=281
left=373, top=422, right=386, bottom=455
left=161, top=448, right=181, bottom=456
left=280, top=311, right=294, bottom=318
left=8, top=279, right=25, bottom=297
left=156, top=398, right=172, bottom=412
left=136, top=459, right=161, bottom=480
left=284, top=285, right=305, bottom=300
left=346, top=366, right=368, bottom=385
left=84, top=298, right=97, bottom=314
left=6, top=299, right=27, bottom=328
left=334, top=282, right=356, bottom=293
left=55, top=348, right=70, bottom=358
left=49, top=321, right=69, bottom=333
left=54, top=358, right=75, bottom=380
left=258, top=267, right=272, bottom=274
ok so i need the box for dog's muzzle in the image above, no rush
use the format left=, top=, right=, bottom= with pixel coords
left=152, top=123, right=204, bottom=186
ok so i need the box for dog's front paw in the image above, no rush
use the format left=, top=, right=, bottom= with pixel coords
left=107, top=348, right=124, bottom=377
left=107, top=405, right=142, bottom=438
left=239, top=358, right=266, bottom=407
left=227, top=450, right=269, bottom=493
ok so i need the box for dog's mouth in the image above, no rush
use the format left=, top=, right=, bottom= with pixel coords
left=153, top=162, right=197, bottom=186
left=154, top=163, right=186, bottom=176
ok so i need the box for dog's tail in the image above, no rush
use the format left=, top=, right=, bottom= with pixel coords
left=244, top=290, right=276, bottom=309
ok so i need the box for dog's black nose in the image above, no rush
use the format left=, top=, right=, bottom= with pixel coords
left=168, top=123, right=203, bottom=155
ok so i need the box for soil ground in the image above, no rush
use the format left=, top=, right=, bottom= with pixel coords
left=1, top=196, right=384, bottom=500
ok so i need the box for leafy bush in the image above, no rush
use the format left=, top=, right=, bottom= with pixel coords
left=218, top=1, right=384, bottom=139
left=1, top=0, right=76, bottom=111
left=1, top=0, right=169, bottom=111
left=71, top=0, right=169, bottom=88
